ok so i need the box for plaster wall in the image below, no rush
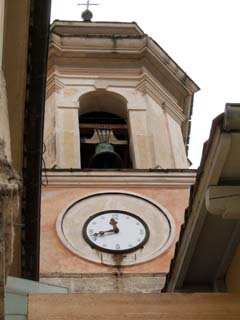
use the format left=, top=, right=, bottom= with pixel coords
left=40, top=184, right=189, bottom=292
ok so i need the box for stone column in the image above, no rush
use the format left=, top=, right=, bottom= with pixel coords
left=56, top=106, right=81, bottom=168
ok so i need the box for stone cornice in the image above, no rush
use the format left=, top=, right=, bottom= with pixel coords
left=136, top=74, right=186, bottom=124
left=41, top=170, right=196, bottom=188
left=50, top=21, right=145, bottom=37
left=46, top=73, right=64, bottom=99
left=48, top=31, right=199, bottom=96
left=145, top=39, right=199, bottom=94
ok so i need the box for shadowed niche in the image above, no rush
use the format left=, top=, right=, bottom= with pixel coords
left=79, top=90, right=131, bottom=169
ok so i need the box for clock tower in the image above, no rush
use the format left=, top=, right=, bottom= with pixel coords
left=40, top=19, right=199, bottom=293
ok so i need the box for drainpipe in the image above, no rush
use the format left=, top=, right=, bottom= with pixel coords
left=22, top=0, right=52, bottom=280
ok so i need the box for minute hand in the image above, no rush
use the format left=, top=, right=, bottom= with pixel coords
left=93, top=229, right=117, bottom=236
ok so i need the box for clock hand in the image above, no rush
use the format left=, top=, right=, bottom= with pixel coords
left=109, top=218, right=119, bottom=233
left=93, top=228, right=118, bottom=237
left=92, top=218, right=120, bottom=237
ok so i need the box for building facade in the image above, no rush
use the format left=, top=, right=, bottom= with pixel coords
left=0, top=1, right=52, bottom=318
left=40, top=20, right=198, bottom=293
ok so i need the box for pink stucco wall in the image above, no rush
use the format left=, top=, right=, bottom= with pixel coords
left=40, top=186, right=190, bottom=274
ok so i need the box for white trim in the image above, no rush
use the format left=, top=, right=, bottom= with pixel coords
left=42, top=171, right=196, bottom=188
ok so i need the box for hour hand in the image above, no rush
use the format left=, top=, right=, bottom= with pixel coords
left=109, top=218, right=119, bottom=233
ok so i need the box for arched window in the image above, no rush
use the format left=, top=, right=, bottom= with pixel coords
left=79, top=111, right=132, bottom=169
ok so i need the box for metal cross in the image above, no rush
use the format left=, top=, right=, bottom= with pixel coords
left=78, top=0, right=98, bottom=10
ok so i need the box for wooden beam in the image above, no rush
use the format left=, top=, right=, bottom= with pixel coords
left=28, top=293, right=240, bottom=320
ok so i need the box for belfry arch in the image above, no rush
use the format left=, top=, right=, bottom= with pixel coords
left=79, top=90, right=128, bottom=119
left=79, top=90, right=132, bottom=169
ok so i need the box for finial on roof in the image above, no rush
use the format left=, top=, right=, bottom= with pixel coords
left=78, top=0, right=99, bottom=22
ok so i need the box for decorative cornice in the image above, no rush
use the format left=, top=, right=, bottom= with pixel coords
left=46, top=73, right=64, bottom=99
left=136, top=74, right=186, bottom=124
left=41, top=170, right=196, bottom=188
left=49, top=21, right=199, bottom=91
left=50, top=21, right=145, bottom=37
left=48, top=30, right=199, bottom=95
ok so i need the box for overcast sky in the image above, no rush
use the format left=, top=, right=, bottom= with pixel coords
left=51, top=0, right=240, bottom=168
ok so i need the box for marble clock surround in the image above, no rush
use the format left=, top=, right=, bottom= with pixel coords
left=56, top=192, right=175, bottom=266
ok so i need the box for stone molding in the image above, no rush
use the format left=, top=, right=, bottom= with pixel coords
left=41, top=170, right=196, bottom=187
left=50, top=21, right=144, bottom=37
left=46, top=74, right=64, bottom=99
left=46, top=71, right=186, bottom=125
left=49, top=21, right=199, bottom=94
left=137, top=75, right=186, bottom=124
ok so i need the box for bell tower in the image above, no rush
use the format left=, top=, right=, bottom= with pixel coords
left=41, top=18, right=199, bottom=293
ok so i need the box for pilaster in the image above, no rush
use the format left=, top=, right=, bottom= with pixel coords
left=165, top=111, right=188, bottom=168
left=128, top=109, right=152, bottom=169
left=56, top=106, right=81, bottom=168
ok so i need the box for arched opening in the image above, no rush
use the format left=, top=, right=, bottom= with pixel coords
left=79, top=111, right=132, bottom=169
left=79, top=90, right=132, bottom=169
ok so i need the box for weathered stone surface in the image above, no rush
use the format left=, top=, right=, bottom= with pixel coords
left=0, top=139, right=21, bottom=278
left=40, top=274, right=166, bottom=293
left=0, top=140, right=20, bottom=320
left=0, top=70, right=21, bottom=320
left=0, top=70, right=11, bottom=162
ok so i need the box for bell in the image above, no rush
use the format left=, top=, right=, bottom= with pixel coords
left=89, top=143, right=122, bottom=169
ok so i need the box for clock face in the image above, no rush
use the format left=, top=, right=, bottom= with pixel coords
left=56, top=192, right=175, bottom=266
left=82, top=210, right=149, bottom=254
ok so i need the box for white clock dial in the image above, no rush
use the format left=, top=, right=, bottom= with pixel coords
left=82, top=211, right=149, bottom=253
